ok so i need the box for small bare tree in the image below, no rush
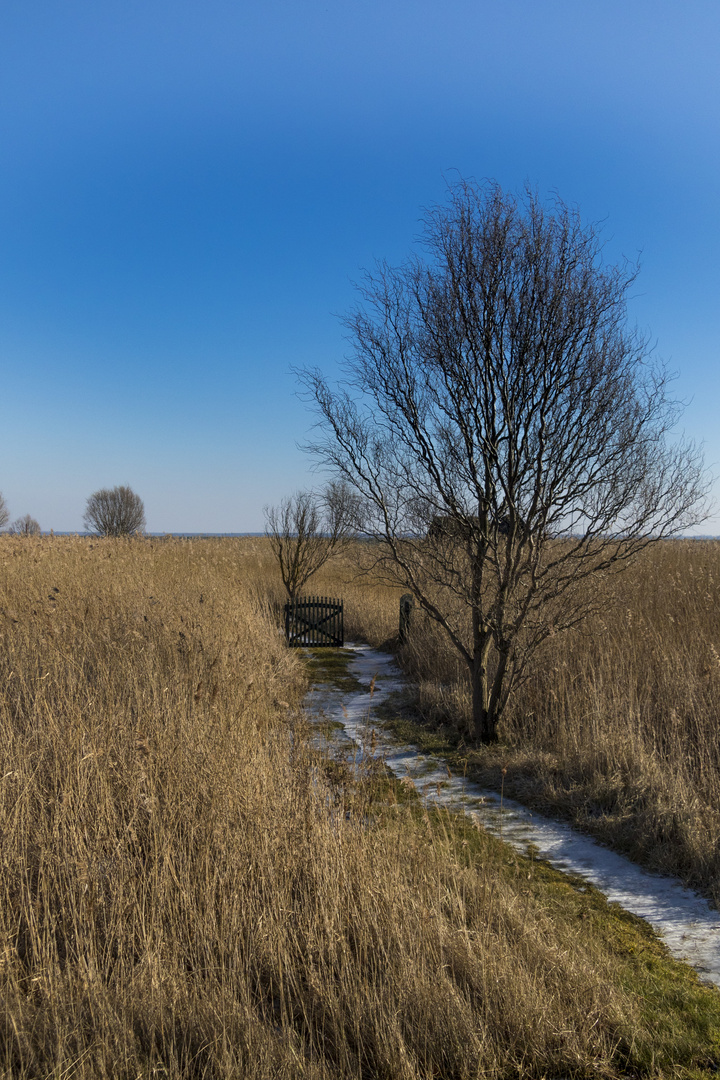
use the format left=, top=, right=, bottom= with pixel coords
left=265, top=482, right=357, bottom=601
left=300, top=180, right=709, bottom=743
left=9, top=514, right=41, bottom=536
left=83, top=485, right=146, bottom=537
left=0, top=493, right=8, bottom=530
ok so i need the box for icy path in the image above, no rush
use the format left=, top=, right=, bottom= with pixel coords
left=306, top=643, right=720, bottom=988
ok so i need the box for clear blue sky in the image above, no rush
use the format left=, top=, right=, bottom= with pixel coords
left=1, top=0, right=718, bottom=533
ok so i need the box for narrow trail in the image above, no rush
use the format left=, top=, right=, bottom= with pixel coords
left=306, top=642, right=720, bottom=988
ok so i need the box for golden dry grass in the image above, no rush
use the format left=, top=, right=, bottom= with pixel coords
left=310, top=539, right=720, bottom=906
left=1, top=535, right=719, bottom=1078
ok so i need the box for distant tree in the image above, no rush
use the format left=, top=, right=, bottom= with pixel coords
left=265, top=481, right=358, bottom=601
left=9, top=514, right=41, bottom=536
left=83, top=485, right=146, bottom=537
left=0, top=492, right=8, bottom=530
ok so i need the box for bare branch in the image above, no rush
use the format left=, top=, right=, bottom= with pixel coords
left=264, top=483, right=358, bottom=601
left=8, top=514, right=41, bottom=536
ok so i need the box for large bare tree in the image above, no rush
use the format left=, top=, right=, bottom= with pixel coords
left=300, top=180, right=709, bottom=742
left=0, top=493, right=9, bottom=530
left=83, top=485, right=146, bottom=537
left=265, top=482, right=357, bottom=601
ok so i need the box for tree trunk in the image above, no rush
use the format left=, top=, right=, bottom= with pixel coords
left=471, top=641, right=498, bottom=744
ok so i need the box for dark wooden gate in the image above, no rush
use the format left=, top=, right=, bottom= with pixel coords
left=284, top=596, right=344, bottom=647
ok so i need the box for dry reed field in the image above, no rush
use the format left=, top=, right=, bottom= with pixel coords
left=314, top=540, right=720, bottom=907
left=1, top=536, right=720, bottom=1078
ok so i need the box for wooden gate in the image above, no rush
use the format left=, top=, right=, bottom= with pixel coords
left=284, top=596, right=344, bottom=648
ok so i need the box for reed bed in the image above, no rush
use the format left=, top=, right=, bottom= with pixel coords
left=310, top=539, right=720, bottom=905
left=2, top=535, right=713, bottom=1077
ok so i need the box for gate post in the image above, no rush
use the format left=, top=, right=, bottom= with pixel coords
left=399, top=593, right=415, bottom=644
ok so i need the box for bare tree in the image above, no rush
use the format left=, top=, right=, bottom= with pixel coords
left=265, top=482, right=357, bottom=601
left=300, top=180, right=709, bottom=743
left=9, top=514, right=41, bottom=536
left=0, top=492, right=8, bottom=530
left=83, top=485, right=146, bottom=537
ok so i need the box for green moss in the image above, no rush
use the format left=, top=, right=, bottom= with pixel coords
left=374, top=689, right=476, bottom=765
left=302, top=647, right=364, bottom=692
left=310, top=716, right=347, bottom=739
left=362, top=767, right=420, bottom=806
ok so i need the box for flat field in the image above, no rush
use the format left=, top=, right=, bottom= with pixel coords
left=1, top=535, right=720, bottom=1078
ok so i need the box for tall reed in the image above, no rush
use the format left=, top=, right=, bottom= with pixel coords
left=0, top=536, right=697, bottom=1077
left=310, top=540, right=720, bottom=903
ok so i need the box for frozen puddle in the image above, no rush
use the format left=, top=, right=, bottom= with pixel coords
left=306, top=643, right=720, bottom=988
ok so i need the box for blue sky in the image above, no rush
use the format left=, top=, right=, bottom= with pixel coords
left=1, top=0, right=718, bottom=532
